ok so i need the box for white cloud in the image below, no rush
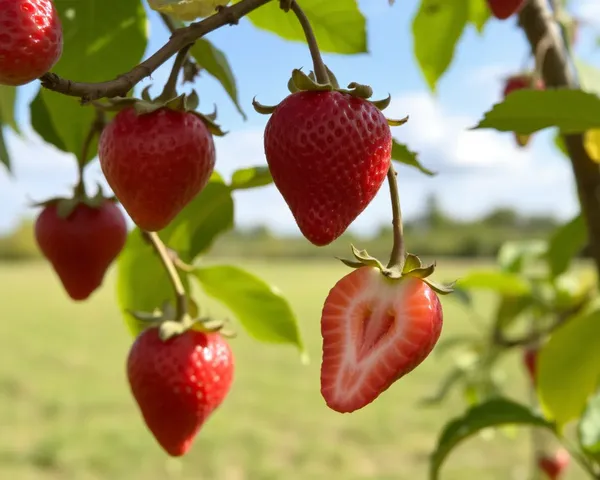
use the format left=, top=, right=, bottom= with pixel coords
left=577, top=0, right=600, bottom=26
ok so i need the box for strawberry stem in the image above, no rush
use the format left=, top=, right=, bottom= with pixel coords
left=75, top=108, right=105, bottom=197
left=157, top=44, right=193, bottom=102
left=386, top=164, right=406, bottom=271
left=289, top=1, right=329, bottom=85
left=144, top=231, right=188, bottom=321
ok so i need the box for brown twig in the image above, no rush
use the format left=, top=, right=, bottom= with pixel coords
left=40, top=0, right=274, bottom=103
left=493, top=299, right=587, bottom=348
left=518, top=0, right=600, bottom=278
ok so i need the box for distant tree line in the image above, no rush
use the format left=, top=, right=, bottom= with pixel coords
left=0, top=194, right=576, bottom=262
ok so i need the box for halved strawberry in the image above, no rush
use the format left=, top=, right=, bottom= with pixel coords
left=320, top=266, right=443, bottom=413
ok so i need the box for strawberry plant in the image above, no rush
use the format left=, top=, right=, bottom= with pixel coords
left=2, top=0, right=600, bottom=478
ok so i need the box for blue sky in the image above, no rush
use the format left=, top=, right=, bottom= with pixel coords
left=2, top=0, right=600, bottom=236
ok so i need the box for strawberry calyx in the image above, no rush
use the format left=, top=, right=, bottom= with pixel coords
left=128, top=300, right=237, bottom=342
left=93, top=86, right=226, bottom=137
left=337, top=244, right=455, bottom=295
left=252, top=68, right=408, bottom=127
left=32, top=184, right=117, bottom=219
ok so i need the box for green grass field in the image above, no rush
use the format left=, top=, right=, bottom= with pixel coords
left=0, top=260, right=588, bottom=479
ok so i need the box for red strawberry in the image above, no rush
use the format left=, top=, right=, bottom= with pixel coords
left=98, top=106, right=216, bottom=232
left=127, top=328, right=234, bottom=457
left=34, top=200, right=127, bottom=301
left=537, top=448, right=570, bottom=480
left=523, top=347, right=538, bottom=383
left=0, top=0, right=63, bottom=86
left=503, top=74, right=545, bottom=97
left=263, top=90, right=392, bottom=246
left=503, top=74, right=545, bottom=148
left=320, top=266, right=443, bottom=413
left=487, top=0, right=526, bottom=20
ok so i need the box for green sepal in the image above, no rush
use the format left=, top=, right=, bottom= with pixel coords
left=287, top=76, right=300, bottom=94
left=252, top=97, right=279, bottom=115
left=403, top=253, right=423, bottom=272
left=94, top=89, right=226, bottom=137
left=371, top=94, right=392, bottom=111
left=325, top=65, right=340, bottom=89
left=349, top=244, right=386, bottom=270
left=55, top=198, right=80, bottom=219
left=129, top=298, right=237, bottom=341
left=291, top=68, right=333, bottom=92
left=338, top=82, right=373, bottom=99
left=388, top=116, right=409, bottom=127
left=423, top=278, right=456, bottom=295
left=31, top=184, right=115, bottom=219
left=338, top=245, right=455, bottom=294
left=404, top=262, right=436, bottom=279
left=336, top=257, right=366, bottom=269
left=141, top=85, right=153, bottom=102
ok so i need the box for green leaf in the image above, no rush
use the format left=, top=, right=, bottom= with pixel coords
left=574, top=58, right=600, bottom=97
left=578, top=392, right=600, bottom=461
left=116, top=229, right=192, bottom=337
left=160, top=177, right=234, bottom=262
left=229, top=165, right=273, bottom=190
left=546, top=214, right=587, bottom=279
left=537, top=307, right=600, bottom=430
left=473, top=89, right=600, bottom=135
left=0, top=86, right=18, bottom=132
left=430, top=398, right=555, bottom=480
left=412, top=0, right=469, bottom=91
left=456, top=270, right=532, bottom=296
left=192, top=265, right=304, bottom=352
left=496, top=240, right=548, bottom=274
left=0, top=126, right=10, bottom=172
left=468, top=0, right=490, bottom=34
left=39, top=0, right=147, bottom=161
left=239, top=0, right=367, bottom=54
left=189, top=38, right=245, bottom=119
left=392, top=139, right=435, bottom=175
left=30, top=91, right=68, bottom=153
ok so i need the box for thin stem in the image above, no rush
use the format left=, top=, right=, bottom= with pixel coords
left=158, top=44, right=193, bottom=101
left=289, top=1, right=329, bottom=84
left=75, top=109, right=105, bottom=196
left=386, top=164, right=405, bottom=270
left=144, top=231, right=188, bottom=321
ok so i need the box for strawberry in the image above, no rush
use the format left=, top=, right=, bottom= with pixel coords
left=127, top=328, right=234, bottom=457
left=34, top=200, right=127, bottom=301
left=98, top=106, right=216, bottom=232
left=487, top=0, right=526, bottom=20
left=503, top=74, right=545, bottom=148
left=0, top=0, right=63, bottom=86
left=320, top=266, right=443, bottom=413
left=537, top=448, right=570, bottom=480
left=263, top=90, right=392, bottom=246
left=523, top=346, right=538, bottom=383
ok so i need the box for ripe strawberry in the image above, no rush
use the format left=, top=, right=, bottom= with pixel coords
left=320, top=266, right=443, bottom=413
left=503, top=74, right=545, bottom=148
left=263, top=90, right=392, bottom=246
left=127, top=328, right=234, bottom=457
left=98, top=106, right=216, bottom=232
left=0, top=0, right=63, bottom=86
left=487, top=0, right=526, bottom=20
left=34, top=200, right=127, bottom=301
left=537, top=448, right=570, bottom=480
left=523, top=346, right=538, bottom=383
